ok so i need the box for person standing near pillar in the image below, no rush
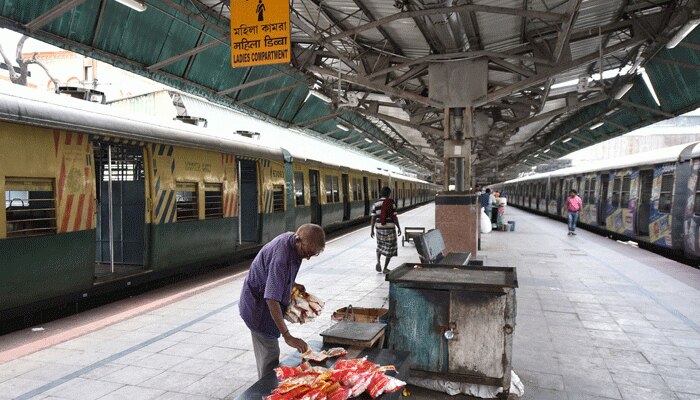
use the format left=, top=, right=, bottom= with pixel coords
left=371, top=186, right=402, bottom=274
left=480, top=188, right=492, bottom=216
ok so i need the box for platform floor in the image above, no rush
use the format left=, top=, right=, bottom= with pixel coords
left=0, top=204, right=699, bottom=400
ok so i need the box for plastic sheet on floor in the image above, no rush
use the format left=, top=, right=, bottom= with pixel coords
left=408, top=370, right=524, bottom=398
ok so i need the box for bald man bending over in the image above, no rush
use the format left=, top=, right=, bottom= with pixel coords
left=239, top=223, right=326, bottom=378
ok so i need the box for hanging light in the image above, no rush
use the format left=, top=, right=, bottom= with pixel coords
left=614, top=83, right=634, bottom=100
left=562, top=137, right=573, bottom=143
left=113, top=0, right=147, bottom=12
left=590, top=121, right=604, bottom=130
left=336, top=124, right=350, bottom=131
left=666, top=17, right=700, bottom=49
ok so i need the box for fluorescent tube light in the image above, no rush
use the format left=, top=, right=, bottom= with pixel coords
left=614, top=83, right=634, bottom=100
left=562, top=137, right=572, bottom=143
left=113, top=0, right=147, bottom=12
left=590, top=122, right=604, bottom=130
left=640, top=68, right=661, bottom=106
left=666, top=18, right=700, bottom=49
left=543, top=148, right=550, bottom=153
left=336, top=124, right=350, bottom=131
left=305, top=89, right=332, bottom=103
left=364, top=138, right=373, bottom=143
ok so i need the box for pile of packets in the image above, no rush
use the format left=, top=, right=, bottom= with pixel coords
left=268, top=357, right=406, bottom=400
left=284, top=287, right=324, bottom=323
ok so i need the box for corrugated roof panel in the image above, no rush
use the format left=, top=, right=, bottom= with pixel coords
left=364, top=1, right=430, bottom=58
left=43, top=1, right=100, bottom=44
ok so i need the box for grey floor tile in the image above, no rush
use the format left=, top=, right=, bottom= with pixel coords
left=101, top=365, right=164, bottom=385
left=155, top=392, right=211, bottom=400
left=97, top=385, right=165, bottom=400
left=167, top=358, right=227, bottom=375
left=140, top=371, right=203, bottom=392
left=0, top=377, right=47, bottom=398
left=617, top=384, right=678, bottom=400
left=45, top=377, right=123, bottom=400
left=610, top=370, right=669, bottom=391
left=518, top=369, right=564, bottom=391
left=562, top=375, right=621, bottom=399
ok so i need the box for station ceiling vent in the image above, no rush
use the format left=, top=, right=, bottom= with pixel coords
left=174, top=115, right=207, bottom=128
left=235, top=130, right=260, bottom=140
left=58, top=86, right=106, bottom=104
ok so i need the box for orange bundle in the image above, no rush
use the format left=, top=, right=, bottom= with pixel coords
left=285, top=287, right=325, bottom=324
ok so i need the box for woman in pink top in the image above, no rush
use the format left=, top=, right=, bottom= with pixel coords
left=566, top=190, right=583, bottom=235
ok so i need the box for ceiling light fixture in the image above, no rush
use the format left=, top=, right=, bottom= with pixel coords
left=640, top=68, right=661, bottom=106
left=614, top=83, right=634, bottom=100
left=543, top=148, right=550, bottom=153
left=113, top=0, right=148, bottom=12
left=305, top=89, right=332, bottom=104
left=364, top=138, right=373, bottom=143
left=336, top=124, right=350, bottom=131
left=666, top=17, right=700, bottom=49
left=562, top=137, right=572, bottom=143
left=590, top=122, right=604, bottom=130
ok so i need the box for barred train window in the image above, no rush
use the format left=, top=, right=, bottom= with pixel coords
left=204, top=184, right=223, bottom=219
left=5, top=178, right=57, bottom=237
left=332, top=176, right=340, bottom=203
left=176, top=182, right=198, bottom=221
left=612, top=178, right=621, bottom=207
left=272, top=185, right=284, bottom=212
left=659, top=173, right=674, bottom=214
left=325, top=176, right=333, bottom=203
left=294, top=172, right=305, bottom=206
left=620, top=176, right=631, bottom=208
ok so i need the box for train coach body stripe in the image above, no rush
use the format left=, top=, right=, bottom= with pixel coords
left=86, top=191, right=94, bottom=229
left=73, top=194, right=86, bottom=231
left=57, top=159, right=66, bottom=206
left=158, top=145, right=165, bottom=156
left=60, top=194, right=74, bottom=233
left=65, top=132, right=72, bottom=145
left=154, top=189, right=166, bottom=221
left=161, top=191, right=175, bottom=224
left=76, top=133, right=83, bottom=146
left=167, top=146, right=173, bottom=156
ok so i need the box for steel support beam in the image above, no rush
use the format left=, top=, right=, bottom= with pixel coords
left=474, top=36, right=646, bottom=107
left=294, top=111, right=345, bottom=128
left=147, top=37, right=226, bottom=71
left=617, top=99, right=674, bottom=117
left=306, top=65, right=440, bottom=107
left=217, top=71, right=293, bottom=96
left=25, top=0, right=88, bottom=32
left=351, top=0, right=403, bottom=55
left=506, top=95, right=609, bottom=131
left=324, top=4, right=566, bottom=44
left=357, top=109, right=443, bottom=137
left=238, top=82, right=307, bottom=104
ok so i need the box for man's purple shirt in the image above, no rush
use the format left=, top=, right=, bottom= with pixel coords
left=239, top=232, right=302, bottom=338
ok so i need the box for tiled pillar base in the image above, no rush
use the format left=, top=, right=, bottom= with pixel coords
left=435, top=193, right=479, bottom=256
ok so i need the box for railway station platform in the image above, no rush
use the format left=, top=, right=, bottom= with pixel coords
left=0, top=204, right=699, bottom=400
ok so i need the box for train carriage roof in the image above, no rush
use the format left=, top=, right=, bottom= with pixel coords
left=502, top=142, right=700, bottom=185
left=0, top=83, right=432, bottom=184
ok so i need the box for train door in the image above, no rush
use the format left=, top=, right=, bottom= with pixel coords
left=342, top=174, right=350, bottom=221
left=238, top=159, right=259, bottom=243
left=637, top=169, right=653, bottom=236
left=309, top=169, right=321, bottom=225
left=94, top=142, right=145, bottom=268
left=598, top=174, right=609, bottom=225
left=363, top=177, right=370, bottom=216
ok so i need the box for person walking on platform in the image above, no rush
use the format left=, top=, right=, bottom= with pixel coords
left=480, top=188, right=492, bottom=218
left=371, top=186, right=402, bottom=274
left=491, top=191, right=500, bottom=225
left=566, top=190, right=583, bottom=235
left=239, top=223, right=325, bottom=378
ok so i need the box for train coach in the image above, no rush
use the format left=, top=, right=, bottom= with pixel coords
left=492, top=143, right=700, bottom=259
left=0, top=87, right=437, bottom=316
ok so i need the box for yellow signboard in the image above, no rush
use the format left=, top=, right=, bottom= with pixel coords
left=230, top=0, right=291, bottom=67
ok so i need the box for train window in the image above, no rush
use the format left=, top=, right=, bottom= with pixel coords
left=352, top=178, right=362, bottom=201
left=5, top=177, right=57, bottom=238
left=294, top=172, right=305, bottom=206
left=612, top=178, right=621, bottom=207
left=175, top=182, right=198, bottom=221
left=659, top=173, right=674, bottom=214
left=332, top=176, right=340, bottom=203
left=272, top=184, right=285, bottom=212
left=620, top=177, right=631, bottom=208
left=204, top=184, right=223, bottom=219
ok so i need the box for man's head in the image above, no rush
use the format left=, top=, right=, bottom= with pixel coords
left=380, top=186, right=392, bottom=198
left=569, top=189, right=577, bottom=197
left=295, top=224, right=325, bottom=260
left=485, top=188, right=491, bottom=194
